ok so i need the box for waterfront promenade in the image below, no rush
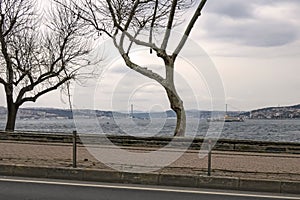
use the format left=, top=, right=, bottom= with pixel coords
left=0, top=140, right=300, bottom=181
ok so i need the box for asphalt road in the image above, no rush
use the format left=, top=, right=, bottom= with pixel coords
left=0, top=177, right=299, bottom=200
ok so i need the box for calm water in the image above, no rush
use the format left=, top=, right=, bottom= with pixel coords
left=0, top=118, right=300, bottom=143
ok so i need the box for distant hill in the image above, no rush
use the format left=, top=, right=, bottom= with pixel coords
left=0, top=106, right=240, bottom=120
left=240, top=104, right=300, bottom=119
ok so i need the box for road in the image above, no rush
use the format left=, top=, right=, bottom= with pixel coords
left=0, top=177, right=299, bottom=200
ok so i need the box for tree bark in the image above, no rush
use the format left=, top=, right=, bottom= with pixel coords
left=166, top=88, right=186, bottom=137
left=165, top=60, right=186, bottom=137
left=5, top=100, right=19, bottom=132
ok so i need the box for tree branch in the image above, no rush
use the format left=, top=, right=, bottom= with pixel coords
left=106, top=0, right=160, bottom=51
left=120, top=0, right=140, bottom=48
left=17, top=76, right=72, bottom=105
left=127, top=27, right=143, bottom=54
left=0, top=36, right=14, bottom=85
left=112, top=35, right=166, bottom=87
left=0, top=77, right=6, bottom=85
left=77, top=2, right=113, bottom=38
left=122, top=53, right=166, bottom=87
left=173, top=0, right=207, bottom=59
left=149, top=0, right=158, bottom=53
left=13, top=71, right=27, bottom=86
left=161, top=0, right=178, bottom=50
left=3, top=16, right=17, bottom=37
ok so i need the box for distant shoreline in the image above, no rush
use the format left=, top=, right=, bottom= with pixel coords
left=1, top=104, right=300, bottom=120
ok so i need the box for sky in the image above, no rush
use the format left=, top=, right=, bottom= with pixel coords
left=195, top=0, right=300, bottom=111
left=0, top=0, right=300, bottom=112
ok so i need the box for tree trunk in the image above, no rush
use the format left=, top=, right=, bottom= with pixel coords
left=165, top=61, right=186, bottom=137
left=5, top=90, right=19, bottom=132
left=166, top=88, right=186, bottom=137
left=5, top=105, right=18, bottom=132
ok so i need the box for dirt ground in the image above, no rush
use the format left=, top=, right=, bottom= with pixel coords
left=1, top=140, right=300, bottom=181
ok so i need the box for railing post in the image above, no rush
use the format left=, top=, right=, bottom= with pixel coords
left=72, top=130, right=77, bottom=168
left=207, top=139, right=212, bottom=176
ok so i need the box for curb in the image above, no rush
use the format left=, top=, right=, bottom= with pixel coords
left=0, top=164, right=299, bottom=194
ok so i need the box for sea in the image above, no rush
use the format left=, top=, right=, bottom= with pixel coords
left=0, top=118, right=300, bottom=143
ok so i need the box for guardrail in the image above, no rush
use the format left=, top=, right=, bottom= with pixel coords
left=1, top=131, right=300, bottom=154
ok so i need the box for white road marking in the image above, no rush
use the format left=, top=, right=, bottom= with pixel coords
left=0, top=177, right=299, bottom=199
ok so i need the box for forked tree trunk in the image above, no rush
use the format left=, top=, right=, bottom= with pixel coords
left=122, top=48, right=187, bottom=136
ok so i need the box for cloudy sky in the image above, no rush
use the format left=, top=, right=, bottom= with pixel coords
left=195, top=0, right=300, bottom=111
left=0, top=0, right=300, bottom=112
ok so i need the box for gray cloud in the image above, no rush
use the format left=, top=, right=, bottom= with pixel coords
left=204, top=16, right=298, bottom=47
left=206, top=0, right=300, bottom=17
left=201, top=0, right=300, bottom=47
left=205, top=0, right=255, bottom=18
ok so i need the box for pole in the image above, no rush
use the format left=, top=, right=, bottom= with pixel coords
left=72, top=130, right=77, bottom=168
left=207, top=140, right=212, bottom=176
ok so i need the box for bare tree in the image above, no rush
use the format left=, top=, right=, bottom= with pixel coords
left=58, top=0, right=208, bottom=136
left=0, top=0, right=94, bottom=131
